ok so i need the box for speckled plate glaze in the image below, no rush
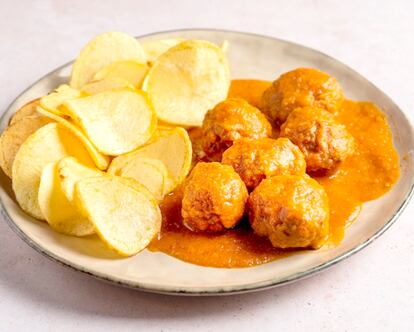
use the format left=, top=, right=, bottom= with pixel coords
left=1, top=29, right=413, bottom=296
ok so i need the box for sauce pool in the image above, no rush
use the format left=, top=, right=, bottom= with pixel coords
left=148, top=79, right=400, bottom=268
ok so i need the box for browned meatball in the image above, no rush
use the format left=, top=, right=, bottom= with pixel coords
left=182, top=162, right=248, bottom=233
left=280, top=106, right=354, bottom=173
left=201, top=98, right=272, bottom=161
left=261, top=68, right=344, bottom=126
left=248, top=175, right=329, bottom=249
left=222, top=137, right=306, bottom=190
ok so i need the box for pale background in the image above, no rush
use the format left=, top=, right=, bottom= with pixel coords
left=1, top=0, right=413, bottom=331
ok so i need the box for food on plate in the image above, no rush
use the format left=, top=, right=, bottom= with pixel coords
left=111, top=156, right=172, bottom=201
left=64, top=90, right=156, bottom=155
left=80, top=77, right=135, bottom=95
left=36, top=107, right=109, bottom=170
left=12, top=123, right=94, bottom=219
left=248, top=175, right=329, bottom=249
left=93, top=60, right=148, bottom=88
left=201, top=98, right=272, bottom=161
left=142, top=38, right=186, bottom=66
left=109, top=127, right=192, bottom=191
left=280, top=106, right=355, bottom=173
left=222, top=137, right=306, bottom=190
left=181, top=162, right=248, bottom=232
left=260, top=68, right=344, bottom=126
left=70, top=31, right=146, bottom=88
left=0, top=31, right=400, bottom=266
left=40, top=84, right=83, bottom=116
left=143, top=40, right=230, bottom=126
left=74, top=176, right=161, bottom=256
left=57, top=157, right=104, bottom=201
left=38, top=160, right=97, bottom=236
left=0, top=115, right=52, bottom=178
left=9, top=99, right=40, bottom=125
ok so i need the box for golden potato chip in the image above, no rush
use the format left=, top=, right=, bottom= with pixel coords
left=74, top=176, right=161, bottom=256
left=38, top=161, right=95, bottom=236
left=70, top=32, right=146, bottom=88
left=36, top=107, right=109, bottom=170
left=93, top=60, right=148, bottom=87
left=81, top=77, right=135, bottom=95
left=64, top=90, right=157, bottom=155
left=109, top=127, right=191, bottom=191
left=221, top=40, right=229, bottom=53
left=9, top=99, right=40, bottom=125
left=109, top=157, right=172, bottom=201
left=57, top=156, right=104, bottom=202
left=143, top=40, right=230, bottom=126
left=0, top=115, right=52, bottom=178
left=40, top=84, right=82, bottom=116
left=142, top=38, right=185, bottom=65
left=12, top=123, right=94, bottom=219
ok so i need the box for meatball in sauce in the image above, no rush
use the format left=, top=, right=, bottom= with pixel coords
left=181, top=162, right=248, bottom=233
left=222, top=137, right=306, bottom=191
left=261, top=68, right=344, bottom=127
left=280, top=106, right=354, bottom=174
left=201, top=98, right=272, bottom=161
left=248, top=175, right=330, bottom=249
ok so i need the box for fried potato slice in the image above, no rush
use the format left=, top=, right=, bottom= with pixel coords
left=0, top=115, right=52, bottom=178
left=109, top=156, right=172, bottom=201
left=143, top=40, right=230, bottom=126
left=142, top=38, right=185, bottom=66
left=64, top=90, right=157, bottom=155
left=9, top=99, right=40, bottom=125
left=109, top=127, right=191, bottom=191
left=93, top=60, right=148, bottom=87
left=36, top=107, right=109, bottom=170
left=74, top=176, right=161, bottom=256
left=81, top=77, right=135, bottom=95
left=57, top=156, right=104, bottom=201
left=70, top=32, right=146, bottom=88
left=38, top=161, right=95, bottom=236
left=12, top=123, right=94, bottom=219
left=40, top=84, right=83, bottom=116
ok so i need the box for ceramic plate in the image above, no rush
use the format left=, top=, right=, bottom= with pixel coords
left=1, top=29, right=413, bottom=295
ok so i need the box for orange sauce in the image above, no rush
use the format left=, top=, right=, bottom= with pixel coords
left=149, top=80, right=400, bottom=268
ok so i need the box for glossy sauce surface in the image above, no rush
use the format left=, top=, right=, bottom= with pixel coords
left=148, top=80, right=400, bottom=268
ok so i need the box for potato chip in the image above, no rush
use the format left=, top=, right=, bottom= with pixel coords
left=74, top=176, right=161, bottom=256
left=9, top=99, right=40, bottom=125
left=38, top=161, right=95, bottom=236
left=109, top=127, right=191, bottom=191
left=12, top=123, right=94, bottom=219
left=40, top=84, right=83, bottom=116
left=93, top=60, right=148, bottom=87
left=36, top=107, right=109, bottom=170
left=70, top=32, right=146, bottom=88
left=142, top=38, right=185, bottom=66
left=81, top=77, right=135, bottom=95
left=221, top=40, right=229, bottom=53
left=64, top=90, right=156, bottom=155
left=109, top=157, right=171, bottom=201
left=57, top=156, right=104, bottom=201
left=0, top=115, right=52, bottom=178
left=143, top=40, right=230, bottom=126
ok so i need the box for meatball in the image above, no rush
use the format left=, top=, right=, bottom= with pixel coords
left=182, top=162, right=248, bottom=233
left=201, top=98, right=272, bottom=161
left=248, top=175, right=329, bottom=249
left=222, top=137, right=306, bottom=190
left=260, top=68, right=344, bottom=126
left=280, top=106, right=354, bottom=173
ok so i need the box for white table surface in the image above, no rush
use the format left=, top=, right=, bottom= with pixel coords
left=1, top=1, right=413, bottom=331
